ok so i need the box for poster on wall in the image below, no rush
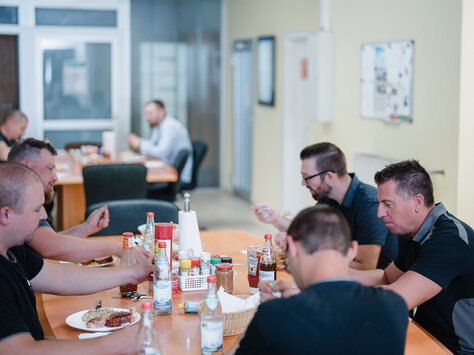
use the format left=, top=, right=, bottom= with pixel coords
left=360, top=40, right=414, bottom=123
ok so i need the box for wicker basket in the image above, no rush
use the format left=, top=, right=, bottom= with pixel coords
left=198, top=295, right=258, bottom=336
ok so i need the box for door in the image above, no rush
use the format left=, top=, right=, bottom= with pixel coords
left=282, top=32, right=317, bottom=216
left=0, top=35, right=19, bottom=118
left=231, top=40, right=253, bottom=199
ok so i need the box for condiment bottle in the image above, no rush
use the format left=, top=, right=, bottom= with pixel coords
left=143, top=212, right=155, bottom=252
left=136, top=302, right=161, bottom=355
left=119, top=232, right=137, bottom=293
left=258, top=234, right=276, bottom=282
left=153, top=242, right=172, bottom=315
left=216, top=263, right=234, bottom=294
left=247, top=244, right=262, bottom=294
left=155, top=223, right=173, bottom=267
left=180, top=259, right=191, bottom=276
left=210, top=257, right=221, bottom=275
left=200, top=275, right=223, bottom=354
left=190, top=257, right=201, bottom=276
left=200, top=251, right=211, bottom=276
left=221, top=256, right=232, bottom=264
left=178, top=301, right=200, bottom=313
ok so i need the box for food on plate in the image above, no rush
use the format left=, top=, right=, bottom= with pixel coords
left=80, top=256, right=114, bottom=266
left=81, top=307, right=134, bottom=328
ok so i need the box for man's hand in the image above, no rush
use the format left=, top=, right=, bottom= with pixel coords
left=129, top=259, right=154, bottom=285
left=128, top=133, right=141, bottom=152
left=274, top=232, right=288, bottom=250
left=132, top=246, right=152, bottom=263
left=251, top=203, right=279, bottom=224
left=85, top=205, right=110, bottom=235
left=259, top=280, right=300, bottom=302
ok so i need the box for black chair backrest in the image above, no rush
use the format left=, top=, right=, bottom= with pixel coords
left=83, top=163, right=147, bottom=207
left=85, top=199, right=179, bottom=236
left=182, top=140, right=208, bottom=190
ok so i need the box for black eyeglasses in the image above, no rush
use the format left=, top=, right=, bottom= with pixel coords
left=302, top=170, right=331, bottom=183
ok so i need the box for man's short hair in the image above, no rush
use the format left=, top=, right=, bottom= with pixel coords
left=287, top=205, right=352, bottom=255
left=300, top=142, right=347, bottom=177
left=374, top=159, right=434, bottom=207
left=0, top=163, right=41, bottom=213
left=147, top=100, right=165, bottom=110
left=0, top=109, right=27, bottom=126
left=7, top=138, right=57, bottom=164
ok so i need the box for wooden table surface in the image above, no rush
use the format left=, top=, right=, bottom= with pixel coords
left=54, top=150, right=178, bottom=230
left=41, top=231, right=452, bottom=354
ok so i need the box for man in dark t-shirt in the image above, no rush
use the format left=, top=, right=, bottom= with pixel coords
left=351, top=160, right=474, bottom=355
left=0, top=110, right=27, bottom=160
left=252, top=142, right=397, bottom=270
left=233, top=205, right=408, bottom=355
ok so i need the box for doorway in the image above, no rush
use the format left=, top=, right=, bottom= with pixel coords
left=0, top=35, right=19, bottom=118
left=231, top=39, right=253, bottom=199
left=282, top=32, right=317, bottom=216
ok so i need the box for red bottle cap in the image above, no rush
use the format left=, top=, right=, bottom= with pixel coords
left=122, top=232, right=134, bottom=237
left=216, top=263, right=233, bottom=270
left=142, top=302, right=152, bottom=310
left=147, top=212, right=154, bottom=218
left=158, top=241, right=166, bottom=248
left=191, top=258, right=201, bottom=267
left=207, top=275, right=217, bottom=283
left=264, top=234, right=272, bottom=240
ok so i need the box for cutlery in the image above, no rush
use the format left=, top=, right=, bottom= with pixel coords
left=95, top=299, right=102, bottom=310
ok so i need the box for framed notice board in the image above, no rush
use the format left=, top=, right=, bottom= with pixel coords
left=361, top=40, right=414, bottom=123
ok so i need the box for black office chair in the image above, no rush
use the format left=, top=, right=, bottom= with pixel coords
left=83, top=163, right=147, bottom=208
left=180, top=140, right=208, bottom=192
left=85, top=199, right=179, bottom=236
left=147, top=149, right=189, bottom=202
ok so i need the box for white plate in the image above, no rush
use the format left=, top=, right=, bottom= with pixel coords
left=66, top=308, right=141, bottom=332
left=144, top=161, right=165, bottom=169
left=78, top=256, right=117, bottom=267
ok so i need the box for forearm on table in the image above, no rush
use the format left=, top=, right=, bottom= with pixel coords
left=59, top=223, right=91, bottom=238
left=349, top=268, right=388, bottom=286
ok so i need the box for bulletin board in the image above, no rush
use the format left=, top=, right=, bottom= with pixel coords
left=360, top=40, right=414, bottom=123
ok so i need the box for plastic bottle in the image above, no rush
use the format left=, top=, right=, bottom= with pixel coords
left=119, top=232, right=137, bottom=293
left=200, top=275, right=224, bottom=354
left=143, top=212, right=155, bottom=253
left=258, top=234, right=276, bottom=282
left=178, top=301, right=200, bottom=313
left=136, top=301, right=161, bottom=355
left=153, top=242, right=172, bottom=315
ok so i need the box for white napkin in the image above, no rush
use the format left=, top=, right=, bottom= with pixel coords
left=144, top=161, right=165, bottom=169
left=78, top=332, right=111, bottom=339
left=217, top=287, right=260, bottom=313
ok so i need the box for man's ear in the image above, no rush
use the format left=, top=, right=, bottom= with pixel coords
left=0, top=206, right=12, bottom=226
left=287, top=235, right=299, bottom=259
left=413, top=193, right=424, bottom=209
left=19, top=159, right=30, bottom=168
left=346, top=241, right=358, bottom=263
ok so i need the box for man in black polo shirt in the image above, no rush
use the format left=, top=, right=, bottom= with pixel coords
left=0, top=163, right=153, bottom=352
left=232, top=206, right=407, bottom=355
left=0, top=110, right=28, bottom=160
left=252, top=142, right=397, bottom=269
left=350, top=160, right=474, bottom=355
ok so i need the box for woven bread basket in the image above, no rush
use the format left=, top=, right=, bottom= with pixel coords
left=198, top=295, right=258, bottom=336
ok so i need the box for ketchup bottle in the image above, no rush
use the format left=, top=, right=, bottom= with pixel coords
left=247, top=244, right=261, bottom=294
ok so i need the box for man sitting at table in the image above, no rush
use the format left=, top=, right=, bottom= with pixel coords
left=252, top=142, right=398, bottom=270
left=128, top=99, right=193, bottom=184
left=7, top=138, right=149, bottom=263
left=0, top=163, right=152, bottom=353
left=232, top=205, right=408, bottom=355
left=0, top=109, right=28, bottom=161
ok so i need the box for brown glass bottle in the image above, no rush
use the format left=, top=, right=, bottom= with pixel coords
left=119, top=232, right=138, bottom=293
left=259, top=234, right=277, bottom=282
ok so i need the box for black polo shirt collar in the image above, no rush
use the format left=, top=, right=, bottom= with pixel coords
left=412, top=202, right=446, bottom=243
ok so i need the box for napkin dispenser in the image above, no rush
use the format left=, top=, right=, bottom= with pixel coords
left=178, top=193, right=203, bottom=256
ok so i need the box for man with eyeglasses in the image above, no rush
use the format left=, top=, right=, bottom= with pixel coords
left=252, top=142, right=397, bottom=270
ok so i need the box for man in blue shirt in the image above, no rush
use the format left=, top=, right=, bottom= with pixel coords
left=252, top=142, right=397, bottom=270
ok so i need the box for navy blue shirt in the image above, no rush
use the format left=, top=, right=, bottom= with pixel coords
left=0, top=131, right=16, bottom=147
left=319, top=174, right=398, bottom=268
left=236, top=279, right=408, bottom=355
left=395, top=203, right=474, bottom=355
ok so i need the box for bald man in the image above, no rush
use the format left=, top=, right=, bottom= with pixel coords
left=0, top=110, right=28, bottom=160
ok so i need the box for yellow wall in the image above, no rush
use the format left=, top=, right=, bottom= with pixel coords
left=226, top=0, right=463, bottom=215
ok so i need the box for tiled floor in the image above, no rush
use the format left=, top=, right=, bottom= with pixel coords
left=176, top=188, right=271, bottom=238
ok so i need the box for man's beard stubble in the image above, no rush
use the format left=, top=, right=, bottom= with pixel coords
left=45, top=189, right=54, bottom=205
left=311, top=183, right=332, bottom=201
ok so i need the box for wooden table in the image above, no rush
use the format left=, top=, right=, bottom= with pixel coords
left=41, top=231, right=452, bottom=354
left=54, top=150, right=178, bottom=230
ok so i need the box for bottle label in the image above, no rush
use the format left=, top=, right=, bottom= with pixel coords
left=204, top=295, right=219, bottom=311
left=156, top=260, right=170, bottom=278
left=122, top=236, right=134, bottom=249
left=153, top=280, right=172, bottom=311
left=200, top=321, right=223, bottom=353
left=259, top=270, right=275, bottom=281
left=248, top=252, right=258, bottom=276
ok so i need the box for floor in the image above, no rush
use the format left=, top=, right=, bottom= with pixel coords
left=176, top=188, right=270, bottom=238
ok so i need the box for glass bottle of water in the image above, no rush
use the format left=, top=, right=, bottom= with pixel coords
left=136, top=301, right=161, bottom=355
left=153, top=242, right=172, bottom=315
left=143, top=212, right=155, bottom=252
left=200, top=275, right=223, bottom=354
